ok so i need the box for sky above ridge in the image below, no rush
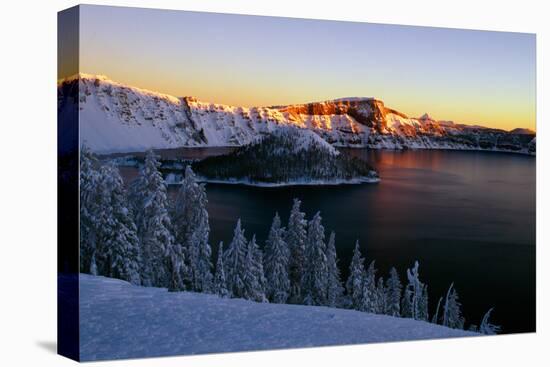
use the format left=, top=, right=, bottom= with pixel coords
left=62, top=5, right=536, bottom=131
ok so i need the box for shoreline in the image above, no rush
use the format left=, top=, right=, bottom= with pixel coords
left=185, top=176, right=381, bottom=187
left=98, top=145, right=535, bottom=158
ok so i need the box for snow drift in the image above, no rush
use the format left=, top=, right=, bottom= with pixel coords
left=78, top=274, right=477, bottom=361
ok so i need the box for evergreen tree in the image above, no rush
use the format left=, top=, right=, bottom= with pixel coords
left=286, top=198, right=307, bottom=303
left=224, top=219, right=247, bottom=298
left=264, top=213, right=291, bottom=303
left=375, top=276, right=386, bottom=314
left=213, top=242, right=229, bottom=298
left=401, top=287, right=413, bottom=318
left=242, top=235, right=267, bottom=302
left=325, top=231, right=344, bottom=307
left=165, top=241, right=186, bottom=291
left=385, top=267, right=402, bottom=317
left=301, top=212, right=328, bottom=306
left=252, top=235, right=267, bottom=298
left=418, top=284, right=429, bottom=321
left=432, top=296, right=443, bottom=324
left=128, top=150, right=176, bottom=287
left=442, top=283, right=465, bottom=329
left=346, top=241, right=366, bottom=310
left=89, top=255, right=98, bottom=276
left=173, top=166, right=213, bottom=292
left=360, top=261, right=377, bottom=313
left=404, top=261, right=428, bottom=320
left=79, top=146, right=100, bottom=274
left=96, top=163, right=141, bottom=285
left=478, top=308, right=501, bottom=335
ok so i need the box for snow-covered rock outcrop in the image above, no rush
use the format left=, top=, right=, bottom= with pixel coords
left=58, top=74, right=535, bottom=154
left=78, top=274, right=477, bottom=361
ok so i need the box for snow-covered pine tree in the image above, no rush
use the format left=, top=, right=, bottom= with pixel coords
left=401, top=287, right=413, bottom=318
left=432, top=296, right=443, bottom=324
left=375, top=276, right=386, bottom=314
left=418, top=284, right=429, bottom=321
left=264, top=213, right=291, bottom=304
left=173, top=165, right=213, bottom=292
left=360, top=261, right=378, bottom=313
left=242, top=235, right=267, bottom=302
left=89, top=255, right=98, bottom=276
left=165, top=241, right=186, bottom=292
left=79, top=146, right=100, bottom=274
left=385, top=267, right=402, bottom=317
left=346, top=240, right=366, bottom=310
left=404, top=261, right=427, bottom=320
left=326, top=231, right=344, bottom=307
left=478, top=308, right=501, bottom=335
left=301, top=212, right=328, bottom=306
left=128, top=150, right=176, bottom=287
left=286, top=198, right=307, bottom=303
left=442, top=283, right=465, bottom=329
left=223, top=219, right=247, bottom=298
left=252, top=235, right=267, bottom=299
left=95, top=163, right=141, bottom=285
left=213, top=242, right=229, bottom=298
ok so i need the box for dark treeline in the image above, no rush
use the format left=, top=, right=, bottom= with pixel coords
left=80, top=146, right=499, bottom=335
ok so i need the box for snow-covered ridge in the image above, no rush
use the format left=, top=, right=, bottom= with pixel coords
left=58, top=74, right=536, bottom=154
left=59, top=73, right=181, bottom=104
left=78, top=274, right=477, bottom=361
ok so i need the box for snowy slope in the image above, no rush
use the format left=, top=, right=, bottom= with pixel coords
left=79, top=274, right=477, bottom=361
left=58, top=74, right=535, bottom=154
left=74, top=74, right=197, bottom=152
left=270, top=126, right=340, bottom=156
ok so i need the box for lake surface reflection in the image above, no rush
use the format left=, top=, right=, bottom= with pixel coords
left=121, top=149, right=536, bottom=334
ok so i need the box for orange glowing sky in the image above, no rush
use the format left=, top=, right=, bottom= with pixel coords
left=64, top=5, right=536, bottom=131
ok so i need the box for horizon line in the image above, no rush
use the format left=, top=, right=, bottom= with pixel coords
left=61, top=72, right=536, bottom=133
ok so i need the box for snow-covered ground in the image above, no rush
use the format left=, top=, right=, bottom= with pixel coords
left=79, top=274, right=477, bottom=361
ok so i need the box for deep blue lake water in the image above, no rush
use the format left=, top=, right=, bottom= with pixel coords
left=121, top=149, right=536, bottom=334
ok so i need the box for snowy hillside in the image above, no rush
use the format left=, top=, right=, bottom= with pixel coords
left=269, top=126, right=340, bottom=156
left=58, top=74, right=536, bottom=154
left=79, top=274, right=477, bottom=361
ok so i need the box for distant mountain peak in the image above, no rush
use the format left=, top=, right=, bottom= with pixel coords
left=419, top=113, right=433, bottom=120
